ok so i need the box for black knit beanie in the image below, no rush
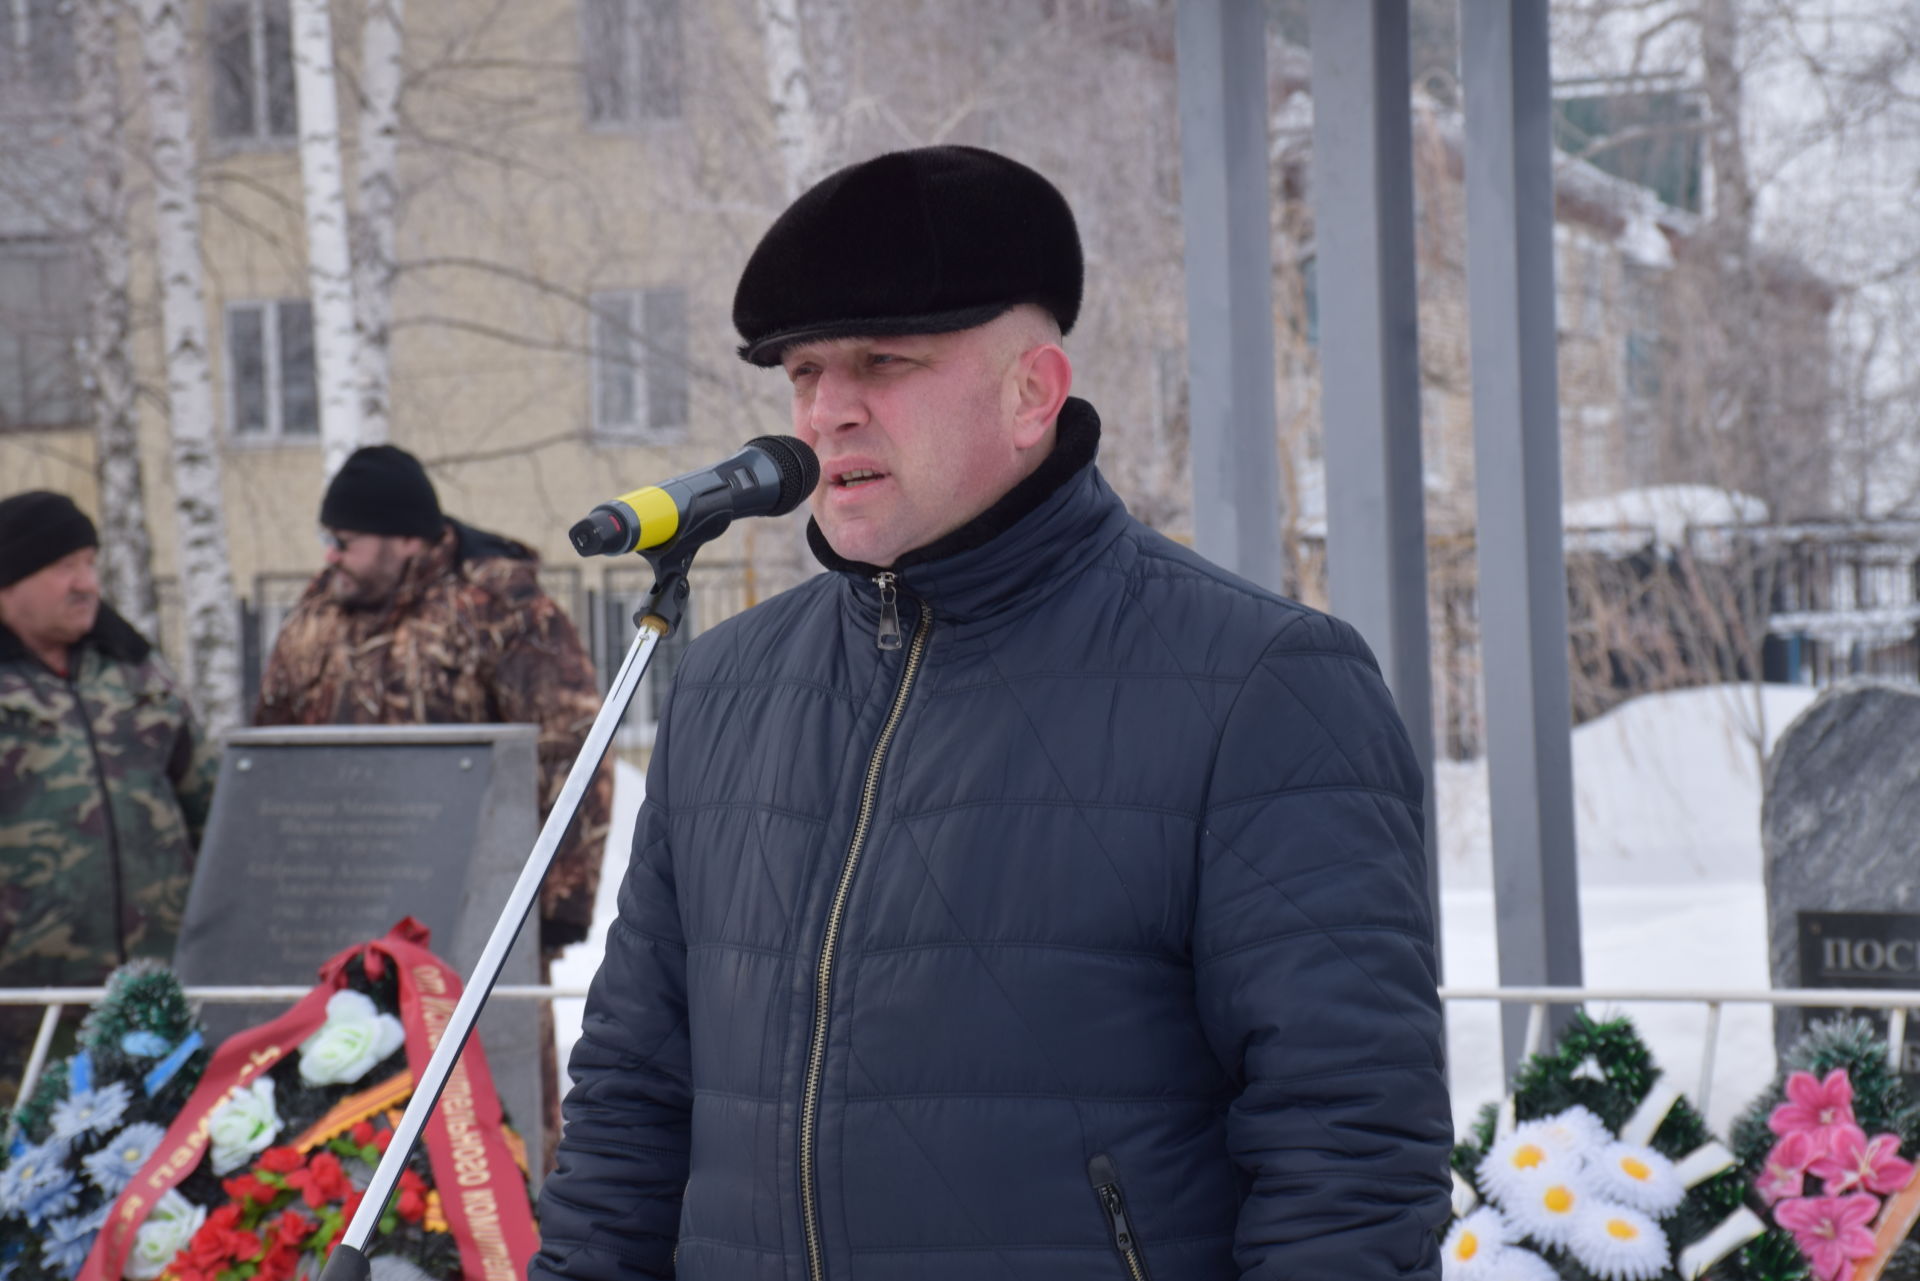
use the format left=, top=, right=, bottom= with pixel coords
left=733, top=145, right=1084, bottom=366
left=0, top=491, right=99, bottom=589
left=319, top=445, right=444, bottom=539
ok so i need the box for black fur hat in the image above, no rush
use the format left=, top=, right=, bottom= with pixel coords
left=732, top=145, right=1083, bottom=367
left=0, top=490, right=98, bottom=589
left=319, top=445, right=445, bottom=539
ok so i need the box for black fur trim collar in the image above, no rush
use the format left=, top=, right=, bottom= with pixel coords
left=808, top=396, right=1102, bottom=577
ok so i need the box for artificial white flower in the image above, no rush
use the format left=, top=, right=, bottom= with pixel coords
left=1587, top=1140, right=1685, bottom=1217
left=1535, top=1105, right=1609, bottom=1158
left=124, top=1189, right=205, bottom=1281
left=208, top=1076, right=282, bottom=1175
left=1441, top=1207, right=1513, bottom=1280
left=1565, top=1201, right=1670, bottom=1280
left=1482, top=1246, right=1559, bottom=1280
left=1478, top=1122, right=1573, bottom=1209
left=1500, top=1174, right=1588, bottom=1250
left=298, top=989, right=405, bottom=1086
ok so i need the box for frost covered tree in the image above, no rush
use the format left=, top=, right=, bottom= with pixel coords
left=137, top=0, right=244, bottom=733
left=291, top=0, right=365, bottom=477
left=74, top=0, right=160, bottom=639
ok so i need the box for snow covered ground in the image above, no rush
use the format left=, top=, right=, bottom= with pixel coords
left=553, top=682, right=1823, bottom=1138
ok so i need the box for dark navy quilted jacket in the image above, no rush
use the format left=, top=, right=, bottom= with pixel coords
left=533, top=402, right=1452, bottom=1280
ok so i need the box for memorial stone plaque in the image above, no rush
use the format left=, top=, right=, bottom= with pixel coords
left=176, top=725, right=546, bottom=1181
left=1763, top=681, right=1920, bottom=1076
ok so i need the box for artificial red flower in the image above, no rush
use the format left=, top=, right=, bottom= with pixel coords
left=1758, top=1131, right=1819, bottom=1205
left=185, top=1225, right=237, bottom=1270
left=207, top=1203, right=244, bottom=1232
left=396, top=1168, right=429, bottom=1222
left=222, top=1171, right=276, bottom=1205
left=288, top=1151, right=353, bottom=1209
left=351, top=1120, right=377, bottom=1147
left=1810, top=1125, right=1917, bottom=1197
left=1774, top=1193, right=1880, bottom=1281
left=372, top=1127, right=393, bottom=1153
left=1772, top=1070, right=1858, bottom=1149
left=270, top=1208, right=315, bottom=1248
left=257, top=1146, right=305, bottom=1175
left=255, top=1248, right=298, bottom=1281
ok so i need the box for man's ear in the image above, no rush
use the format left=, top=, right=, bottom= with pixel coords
left=1010, top=343, right=1072, bottom=450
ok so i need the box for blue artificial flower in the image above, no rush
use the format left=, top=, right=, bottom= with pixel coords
left=82, top=1121, right=168, bottom=1194
left=40, top=1207, right=102, bottom=1272
left=49, top=1080, right=132, bottom=1142
left=0, top=1138, right=68, bottom=1217
left=120, top=1030, right=171, bottom=1058
left=14, top=1170, right=79, bottom=1228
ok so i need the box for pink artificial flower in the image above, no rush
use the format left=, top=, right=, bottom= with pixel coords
left=1771, top=1069, right=1858, bottom=1148
left=1759, top=1130, right=1820, bottom=1205
left=1810, top=1125, right=1917, bottom=1197
left=1774, top=1193, right=1881, bottom=1281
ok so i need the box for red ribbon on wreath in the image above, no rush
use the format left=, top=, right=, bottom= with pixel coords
left=80, top=918, right=538, bottom=1281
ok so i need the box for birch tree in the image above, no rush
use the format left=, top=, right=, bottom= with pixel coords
left=74, top=0, right=159, bottom=639
left=352, top=0, right=403, bottom=446
left=756, top=0, right=825, bottom=201
left=289, top=0, right=362, bottom=477
left=137, top=0, right=243, bottom=732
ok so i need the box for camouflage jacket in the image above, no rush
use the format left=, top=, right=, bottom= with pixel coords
left=0, top=605, right=218, bottom=987
left=254, top=520, right=611, bottom=952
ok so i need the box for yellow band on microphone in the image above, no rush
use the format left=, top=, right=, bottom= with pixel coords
left=619, top=486, right=681, bottom=549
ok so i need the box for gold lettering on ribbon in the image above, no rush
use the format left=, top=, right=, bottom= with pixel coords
left=415, top=969, right=511, bottom=1272
left=459, top=1188, right=517, bottom=1281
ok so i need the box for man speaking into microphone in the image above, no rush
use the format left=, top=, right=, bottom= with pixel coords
left=535, top=147, right=1450, bottom=1280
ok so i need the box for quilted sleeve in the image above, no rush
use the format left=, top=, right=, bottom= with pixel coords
left=531, top=737, right=691, bottom=1281
left=1195, top=614, right=1452, bottom=1279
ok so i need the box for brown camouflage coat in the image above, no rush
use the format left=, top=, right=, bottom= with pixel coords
left=0, top=605, right=218, bottom=989
left=253, top=521, right=611, bottom=953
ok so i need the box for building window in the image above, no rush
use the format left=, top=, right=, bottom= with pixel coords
left=210, top=0, right=296, bottom=143
left=226, top=300, right=318, bottom=440
left=0, top=238, right=83, bottom=431
left=591, top=287, right=688, bottom=441
left=0, top=0, right=77, bottom=101
left=581, top=0, right=682, bottom=125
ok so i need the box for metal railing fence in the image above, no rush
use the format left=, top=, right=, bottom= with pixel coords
left=8, top=983, right=1919, bottom=1146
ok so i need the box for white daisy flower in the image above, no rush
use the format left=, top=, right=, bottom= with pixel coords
left=1566, top=1201, right=1670, bottom=1280
left=1587, top=1141, right=1685, bottom=1217
left=1442, top=1207, right=1512, bottom=1280
left=1484, top=1247, right=1560, bottom=1281
left=1500, top=1173, right=1588, bottom=1250
left=1478, top=1123, right=1573, bottom=1208
left=1535, top=1105, right=1610, bottom=1158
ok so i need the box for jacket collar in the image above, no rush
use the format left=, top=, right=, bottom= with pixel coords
left=808, top=397, right=1129, bottom=633
left=0, top=601, right=151, bottom=670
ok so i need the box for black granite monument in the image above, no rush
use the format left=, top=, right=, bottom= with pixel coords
left=1763, top=681, right=1920, bottom=1073
left=175, top=724, right=547, bottom=1181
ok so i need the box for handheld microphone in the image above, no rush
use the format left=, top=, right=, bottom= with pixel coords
left=569, top=436, right=820, bottom=557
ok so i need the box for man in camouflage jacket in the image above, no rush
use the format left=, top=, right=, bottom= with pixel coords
left=253, top=445, right=611, bottom=959
left=0, top=491, right=218, bottom=1107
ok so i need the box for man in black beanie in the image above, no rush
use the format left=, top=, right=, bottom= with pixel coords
left=0, top=490, right=218, bottom=1109
left=537, top=145, right=1450, bottom=1281
left=255, top=444, right=612, bottom=961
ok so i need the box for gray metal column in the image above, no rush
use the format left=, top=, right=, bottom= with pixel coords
left=1176, top=0, right=1284, bottom=592
left=1307, top=0, right=1439, bottom=933
left=1462, top=0, right=1584, bottom=1075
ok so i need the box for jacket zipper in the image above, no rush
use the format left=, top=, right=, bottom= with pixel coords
left=68, top=667, right=129, bottom=965
left=800, top=579, right=932, bottom=1281
left=1089, top=1154, right=1152, bottom=1281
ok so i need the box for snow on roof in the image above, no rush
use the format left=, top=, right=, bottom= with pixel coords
left=1563, top=484, right=1770, bottom=552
